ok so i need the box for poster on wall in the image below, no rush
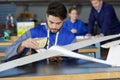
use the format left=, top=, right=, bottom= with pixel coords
left=17, top=22, right=35, bottom=36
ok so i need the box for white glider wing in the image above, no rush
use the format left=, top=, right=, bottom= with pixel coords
left=0, top=49, right=61, bottom=72
left=0, top=34, right=120, bottom=72
left=63, top=34, right=120, bottom=50
left=106, top=45, right=120, bottom=66
left=101, top=40, right=120, bottom=48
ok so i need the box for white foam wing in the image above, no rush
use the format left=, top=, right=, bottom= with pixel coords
left=101, top=40, right=120, bottom=48
left=63, top=34, right=120, bottom=50
left=0, top=49, right=61, bottom=72
left=50, top=46, right=113, bottom=66
left=106, top=45, right=120, bottom=66
left=0, top=34, right=120, bottom=72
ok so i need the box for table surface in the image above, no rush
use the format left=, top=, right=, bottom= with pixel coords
left=0, top=36, right=20, bottom=46
left=0, top=59, right=120, bottom=79
left=0, top=36, right=115, bottom=79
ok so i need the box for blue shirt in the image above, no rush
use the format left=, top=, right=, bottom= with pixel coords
left=97, top=3, right=102, bottom=13
left=62, top=19, right=88, bottom=36
left=88, top=2, right=120, bottom=35
left=5, top=25, right=75, bottom=60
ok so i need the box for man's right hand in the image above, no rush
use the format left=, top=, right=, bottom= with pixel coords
left=21, top=38, right=40, bottom=50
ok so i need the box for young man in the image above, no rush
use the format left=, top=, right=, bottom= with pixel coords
left=86, top=0, right=120, bottom=37
left=62, top=7, right=88, bottom=36
left=5, top=1, right=75, bottom=61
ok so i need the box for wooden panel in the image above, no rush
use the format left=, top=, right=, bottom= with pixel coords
left=10, top=36, right=19, bottom=42
left=0, top=52, right=5, bottom=57
left=0, top=36, right=19, bottom=46
left=77, top=39, right=98, bottom=53
left=78, top=48, right=98, bottom=53
left=0, top=41, right=12, bottom=46
left=1, top=72, right=120, bottom=80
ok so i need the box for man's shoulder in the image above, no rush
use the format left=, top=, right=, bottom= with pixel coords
left=30, top=25, right=47, bottom=38
left=32, top=25, right=46, bottom=29
left=101, top=2, right=115, bottom=15
left=103, top=2, right=113, bottom=10
left=30, top=25, right=46, bottom=31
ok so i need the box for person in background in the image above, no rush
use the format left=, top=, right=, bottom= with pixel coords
left=62, top=7, right=88, bottom=36
left=86, top=0, right=120, bottom=37
left=5, top=1, right=75, bottom=62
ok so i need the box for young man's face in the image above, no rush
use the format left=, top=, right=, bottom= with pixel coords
left=90, top=0, right=102, bottom=10
left=69, top=10, right=78, bottom=21
left=46, top=15, right=63, bottom=33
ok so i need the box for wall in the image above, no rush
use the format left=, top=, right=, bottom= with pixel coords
left=15, top=4, right=120, bottom=23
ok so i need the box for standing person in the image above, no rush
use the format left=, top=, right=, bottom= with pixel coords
left=5, top=1, right=75, bottom=62
left=62, top=7, right=88, bottom=36
left=86, top=0, right=120, bottom=37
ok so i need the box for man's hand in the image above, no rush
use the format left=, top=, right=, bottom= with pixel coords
left=95, top=33, right=104, bottom=37
left=85, top=33, right=92, bottom=38
left=71, top=29, right=77, bottom=34
left=17, top=38, right=39, bottom=53
left=49, top=57, right=63, bottom=63
left=21, top=38, right=40, bottom=50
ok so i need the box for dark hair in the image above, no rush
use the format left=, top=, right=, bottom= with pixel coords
left=46, top=1, right=67, bottom=20
left=68, top=7, right=78, bottom=13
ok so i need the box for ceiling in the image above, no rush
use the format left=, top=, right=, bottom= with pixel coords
left=0, top=0, right=120, bottom=6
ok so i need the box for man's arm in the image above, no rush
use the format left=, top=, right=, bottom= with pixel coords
left=87, top=9, right=96, bottom=35
left=17, top=38, right=39, bottom=54
left=5, top=31, right=31, bottom=59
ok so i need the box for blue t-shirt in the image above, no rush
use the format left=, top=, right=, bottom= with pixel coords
left=62, top=19, right=88, bottom=36
left=5, top=25, right=75, bottom=60
left=30, top=25, right=75, bottom=46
